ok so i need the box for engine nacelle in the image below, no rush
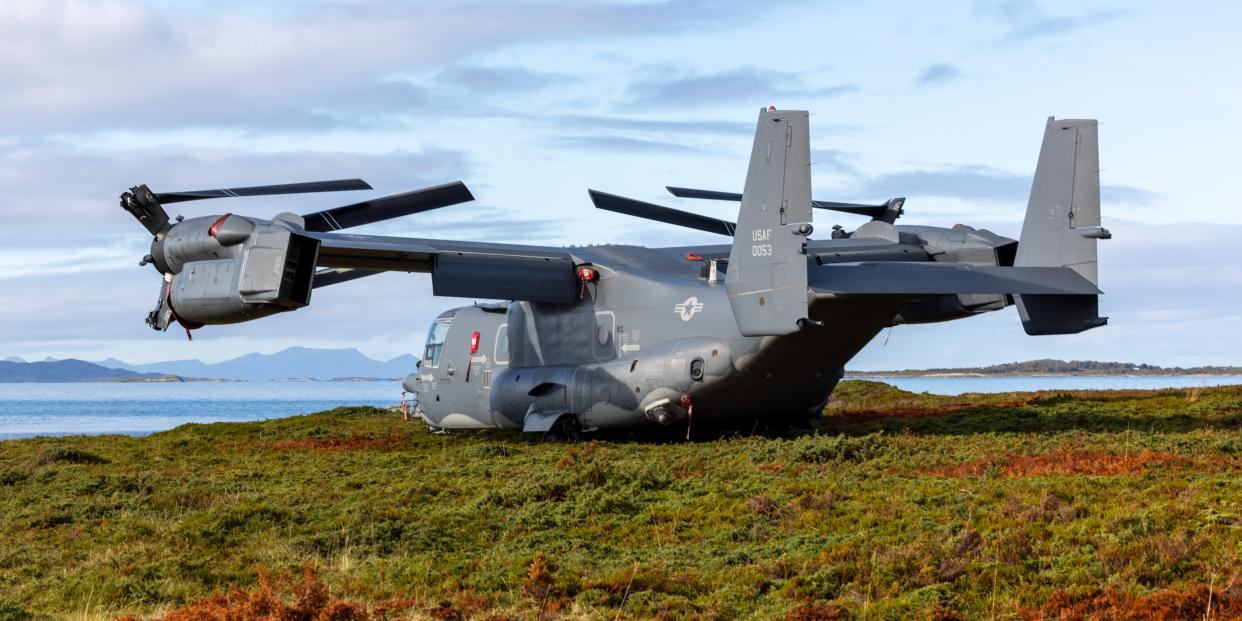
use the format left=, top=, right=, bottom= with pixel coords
left=150, top=214, right=252, bottom=275
left=146, top=214, right=320, bottom=328
left=169, top=230, right=319, bottom=325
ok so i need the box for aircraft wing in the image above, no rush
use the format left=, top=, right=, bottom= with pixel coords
left=808, top=262, right=1101, bottom=297
left=311, top=267, right=383, bottom=289
left=309, top=231, right=579, bottom=303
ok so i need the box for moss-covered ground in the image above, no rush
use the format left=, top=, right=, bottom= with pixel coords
left=1, top=381, right=1240, bottom=620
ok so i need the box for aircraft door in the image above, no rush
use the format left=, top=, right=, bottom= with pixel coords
left=419, top=314, right=475, bottom=425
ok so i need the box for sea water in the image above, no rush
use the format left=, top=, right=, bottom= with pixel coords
left=0, top=381, right=401, bottom=439
left=2, top=376, right=1241, bottom=439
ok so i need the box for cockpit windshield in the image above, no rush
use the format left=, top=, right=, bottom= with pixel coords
left=423, top=320, right=451, bottom=368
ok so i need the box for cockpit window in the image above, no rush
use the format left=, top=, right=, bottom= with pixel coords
left=423, top=320, right=451, bottom=367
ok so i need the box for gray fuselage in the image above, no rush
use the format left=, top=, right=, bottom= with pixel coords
left=409, top=223, right=1013, bottom=432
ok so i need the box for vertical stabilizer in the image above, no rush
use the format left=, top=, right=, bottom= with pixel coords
left=1014, top=117, right=1109, bottom=335
left=726, top=108, right=814, bottom=336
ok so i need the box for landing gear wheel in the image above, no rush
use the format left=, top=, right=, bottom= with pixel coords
left=542, top=415, right=583, bottom=442
left=763, top=406, right=822, bottom=435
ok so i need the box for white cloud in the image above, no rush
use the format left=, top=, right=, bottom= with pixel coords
left=0, top=0, right=781, bottom=134
left=0, top=245, right=137, bottom=280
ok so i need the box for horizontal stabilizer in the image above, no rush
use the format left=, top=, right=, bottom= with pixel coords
left=808, top=262, right=1102, bottom=296
left=302, top=181, right=474, bottom=233
left=667, top=186, right=901, bottom=221
left=1017, top=295, right=1107, bottom=335
left=589, top=189, right=736, bottom=236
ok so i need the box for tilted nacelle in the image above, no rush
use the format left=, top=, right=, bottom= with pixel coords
left=145, top=213, right=319, bottom=331
left=121, top=178, right=478, bottom=336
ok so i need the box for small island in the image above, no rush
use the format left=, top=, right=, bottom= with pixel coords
left=0, top=359, right=186, bottom=383
left=848, top=358, right=1242, bottom=377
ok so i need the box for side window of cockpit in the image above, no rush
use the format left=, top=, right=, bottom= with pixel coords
left=423, top=321, right=451, bottom=368
left=494, top=324, right=509, bottom=365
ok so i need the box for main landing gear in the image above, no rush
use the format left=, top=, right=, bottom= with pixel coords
left=542, top=415, right=583, bottom=442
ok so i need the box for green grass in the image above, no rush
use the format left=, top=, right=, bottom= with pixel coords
left=1, top=381, right=1240, bottom=619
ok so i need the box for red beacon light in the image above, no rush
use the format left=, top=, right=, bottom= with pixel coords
left=576, top=266, right=599, bottom=283
left=469, top=330, right=480, bottom=354
left=576, top=265, right=601, bottom=300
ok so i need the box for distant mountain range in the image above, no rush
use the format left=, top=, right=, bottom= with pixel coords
left=95, top=347, right=419, bottom=381
left=849, top=359, right=1242, bottom=377
left=4, top=356, right=57, bottom=363
left=2, top=347, right=418, bottom=382
left=0, top=359, right=173, bottom=383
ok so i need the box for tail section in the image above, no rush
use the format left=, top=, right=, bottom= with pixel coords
left=1014, top=117, right=1109, bottom=335
left=726, top=108, right=815, bottom=336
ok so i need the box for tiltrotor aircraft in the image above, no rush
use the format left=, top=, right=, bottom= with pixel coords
left=121, top=109, right=1109, bottom=437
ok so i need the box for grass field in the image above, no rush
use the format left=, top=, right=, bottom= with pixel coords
left=1, top=381, right=1240, bottom=620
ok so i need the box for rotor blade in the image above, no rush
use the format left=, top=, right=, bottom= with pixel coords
left=155, top=178, right=373, bottom=204
left=666, top=185, right=893, bottom=219
left=589, top=190, right=736, bottom=237
left=666, top=186, right=744, bottom=202
left=302, top=181, right=474, bottom=233
left=813, top=201, right=888, bottom=219
left=817, top=197, right=904, bottom=223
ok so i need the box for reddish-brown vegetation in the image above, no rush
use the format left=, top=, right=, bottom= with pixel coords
left=748, top=494, right=784, bottom=518
left=825, top=402, right=1012, bottom=423
left=522, top=553, right=568, bottom=615
left=1000, top=490, right=1084, bottom=524
left=269, top=435, right=406, bottom=452
left=553, top=441, right=597, bottom=469
left=826, top=393, right=1034, bottom=420
left=780, top=600, right=849, bottom=620
left=119, top=565, right=421, bottom=621
left=1021, top=577, right=1242, bottom=620
left=921, top=449, right=1194, bottom=478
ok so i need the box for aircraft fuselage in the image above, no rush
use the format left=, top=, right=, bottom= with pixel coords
left=408, top=225, right=1012, bottom=434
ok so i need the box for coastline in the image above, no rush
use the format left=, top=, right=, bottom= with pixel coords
left=847, top=370, right=1242, bottom=378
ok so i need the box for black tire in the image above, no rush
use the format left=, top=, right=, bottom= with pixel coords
left=542, top=415, right=582, bottom=442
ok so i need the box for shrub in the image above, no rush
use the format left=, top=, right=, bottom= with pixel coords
left=748, top=495, right=783, bottom=518
left=464, top=443, right=515, bottom=459
left=32, top=448, right=108, bottom=466
left=0, top=470, right=27, bottom=486
left=0, top=600, right=32, bottom=621
left=781, top=600, right=848, bottom=621
left=791, top=432, right=887, bottom=464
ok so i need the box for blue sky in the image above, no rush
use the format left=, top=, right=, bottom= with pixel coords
left=0, top=0, right=1238, bottom=369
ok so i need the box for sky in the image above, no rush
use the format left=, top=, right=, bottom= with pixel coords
left=0, top=0, right=1239, bottom=369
